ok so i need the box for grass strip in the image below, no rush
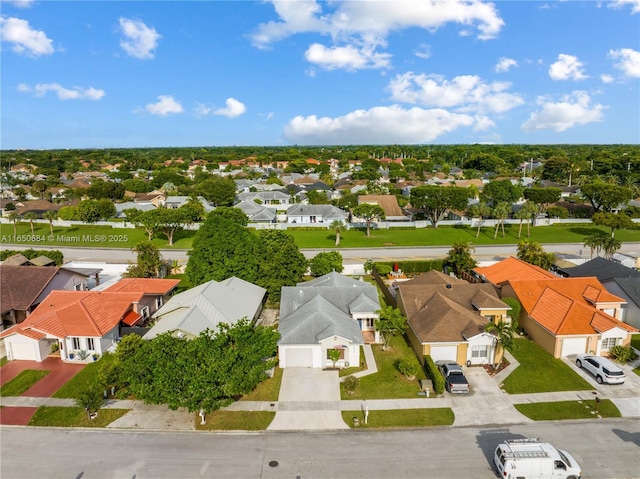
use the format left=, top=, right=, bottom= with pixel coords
left=341, top=408, right=454, bottom=428
left=514, top=399, right=621, bottom=421
left=29, top=406, right=129, bottom=427
left=0, top=370, right=50, bottom=397
left=195, top=411, right=275, bottom=430
left=240, top=368, right=283, bottom=402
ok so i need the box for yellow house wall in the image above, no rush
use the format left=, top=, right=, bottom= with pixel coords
left=406, top=324, right=429, bottom=358
left=519, top=315, right=558, bottom=357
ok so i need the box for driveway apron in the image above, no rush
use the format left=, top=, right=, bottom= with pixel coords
left=268, top=368, right=348, bottom=430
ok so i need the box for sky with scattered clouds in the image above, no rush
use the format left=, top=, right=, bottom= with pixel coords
left=1, top=0, right=639, bottom=149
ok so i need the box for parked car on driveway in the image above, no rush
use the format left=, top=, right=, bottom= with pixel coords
left=575, top=354, right=625, bottom=384
left=436, top=360, right=470, bottom=394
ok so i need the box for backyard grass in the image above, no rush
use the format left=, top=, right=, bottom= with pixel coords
left=2, top=222, right=637, bottom=250
left=501, top=339, right=594, bottom=394
left=52, top=357, right=106, bottom=398
left=340, top=334, right=426, bottom=400
left=341, top=408, right=454, bottom=428
left=194, top=411, right=275, bottom=431
left=514, top=399, right=621, bottom=421
left=29, top=406, right=129, bottom=427
left=240, top=367, right=283, bottom=402
left=0, top=370, right=50, bottom=397
left=631, top=334, right=640, bottom=351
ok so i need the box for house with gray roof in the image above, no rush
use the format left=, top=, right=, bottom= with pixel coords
left=236, top=190, right=290, bottom=209
left=143, top=277, right=266, bottom=340
left=278, top=272, right=380, bottom=368
left=285, top=204, right=348, bottom=224
left=234, top=200, right=277, bottom=223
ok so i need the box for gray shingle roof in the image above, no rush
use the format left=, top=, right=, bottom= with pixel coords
left=560, top=257, right=640, bottom=282
left=613, top=278, right=640, bottom=307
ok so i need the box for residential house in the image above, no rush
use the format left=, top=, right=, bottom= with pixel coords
left=474, top=257, right=637, bottom=357
left=14, top=200, right=60, bottom=217
left=356, top=195, right=411, bottom=221
left=236, top=190, right=290, bottom=209
left=285, top=204, right=348, bottom=224
left=103, top=278, right=180, bottom=325
left=0, top=265, right=94, bottom=328
left=278, top=272, right=380, bottom=369
left=395, top=270, right=511, bottom=365
left=143, top=277, right=266, bottom=340
left=234, top=200, right=277, bottom=223
left=163, top=196, right=213, bottom=213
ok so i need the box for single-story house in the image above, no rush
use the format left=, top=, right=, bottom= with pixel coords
left=395, top=270, right=511, bottom=366
left=236, top=190, right=290, bottom=209
left=234, top=200, right=277, bottom=223
left=143, top=277, right=266, bottom=340
left=278, top=272, right=381, bottom=369
left=356, top=195, right=411, bottom=221
left=285, top=204, right=348, bottom=224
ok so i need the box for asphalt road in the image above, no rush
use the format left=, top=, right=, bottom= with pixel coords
left=2, top=420, right=639, bottom=478
left=4, top=242, right=640, bottom=264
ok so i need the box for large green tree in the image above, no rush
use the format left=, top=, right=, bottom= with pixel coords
left=591, top=212, right=635, bottom=237
left=523, top=188, right=562, bottom=218
left=87, top=179, right=125, bottom=201
left=351, top=203, right=385, bottom=237
left=375, top=306, right=407, bottom=350
left=410, top=185, right=469, bottom=228
left=516, top=240, right=555, bottom=270
left=125, top=242, right=164, bottom=278
left=193, top=175, right=236, bottom=206
left=309, top=251, right=344, bottom=277
left=580, top=183, right=634, bottom=213
left=445, top=241, right=477, bottom=276
left=481, top=180, right=523, bottom=205
left=76, top=199, right=115, bottom=223
left=207, top=206, right=249, bottom=226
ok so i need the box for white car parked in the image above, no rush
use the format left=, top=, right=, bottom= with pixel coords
left=575, top=354, right=625, bottom=384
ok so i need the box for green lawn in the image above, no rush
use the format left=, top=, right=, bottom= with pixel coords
left=52, top=357, right=105, bottom=398
left=501, top=339, right=594, bottom=394
left=0, top=356, right=8, bottom=367
left=29, top=406, right=129, bottom=427
left=240, top=367, right=283, bottom=402
left=340, top=334, right=426, bottom=400
left=0, top=370, right=50, bottom=397
left=194, top=411, right=275, bottom=430
left=514, top=399, right=621, bottom=420
left=631, top=334, right=640, bottom=351
left=2, top=222, right=637, bottom=250
left=341, top=408, right=454, bottom=428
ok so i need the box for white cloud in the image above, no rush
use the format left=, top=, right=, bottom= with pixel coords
left=214, top=98, right=247, bottom=118
left=142, top=95, right=183, bottom=116
left=549, top=54, right=588, bottom=81
left=600, top=74, right=614, bottom=83
left=304, top=42, right=391, bottom=71
left=495, top=57, right=517, bottom=73
left=609, top=48, right=640, bottom=78
left=607, top=0, right=640, bottom=14
left=387, top=72, right=524, bottom=114
left=7, top=1, right=35, bottom=8
left=118, top=17, right=161, bottom=60
left=284, top=104, right=476, bottom=144
left=0, top=16, right=53, bottom=57
left=251, top=1, right=504, bottom=70
left=521, top=91, right=606, bottom=132
left=414, top=43, right=431, bottom=59
left=17, top=82, right=105, bottom=100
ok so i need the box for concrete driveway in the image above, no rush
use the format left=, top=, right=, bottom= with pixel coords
left=268, top=368, right=348, bottom=431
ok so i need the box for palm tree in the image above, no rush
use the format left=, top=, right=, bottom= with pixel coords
left=484, top=320, right=514, bottom=370
left=7, top=211, right=19, bottom=237
left=602, top=236, right=621, bottom=260
left=492, top=202, right=511, bottom=239
left=331, top=220, right=345, bottom=246
left=514, top=201, right=535, bottom=239
left=23, top=212, right=38, bottom=236
left=468, top=202, right=490, bottom=238
left=43, top=210, right=58, bottom=236
left=583, top=233, right=606, bottom=259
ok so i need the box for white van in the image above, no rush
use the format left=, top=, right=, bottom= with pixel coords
left=494, top=438, right=581, bottom=479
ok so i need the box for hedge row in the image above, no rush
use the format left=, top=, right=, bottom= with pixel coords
left=0, top=248, right=64, bottom=266
left=375, top=260, right=444, bottom=274
left=423, top=355, right=445, bottom=395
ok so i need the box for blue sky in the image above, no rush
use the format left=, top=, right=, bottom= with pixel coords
left=1, top=0, right=639, bottom=149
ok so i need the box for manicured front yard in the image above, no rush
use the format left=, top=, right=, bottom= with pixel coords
left=239, top=367, right=283, bottom=402
left=341, top=408, right=454, bottom=428
left=52, top=356, right=108, bottom=398
left=29, top=406, right=128, bottom=427
left=340, top=334, right=426, bottom=400
left=0, top=370, right=50, bottom=397
left=501, top=339, right=594, bottom=394
left=514, top=399, right=620, bottom=421
left=194, top=411, right=275, bottom=430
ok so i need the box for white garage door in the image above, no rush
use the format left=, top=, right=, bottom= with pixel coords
left=284, top=348, right=314, bottom=368
left=561, top=338, right=587, bottom=357
left=10, top=342, right=36, bottom=361
left=430, top=345, right=458, bottom=363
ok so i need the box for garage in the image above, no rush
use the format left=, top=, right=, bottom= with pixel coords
left=561, top=337, right=587, bottom=357
left=282, top=347, right=314, bottom=368
left=9, top=341, right=37, bottom=361
left=430, top=345, right=458, bottom=362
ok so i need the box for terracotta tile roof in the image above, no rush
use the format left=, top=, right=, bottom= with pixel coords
left=474, top=257, right=556, bottom=286
left=0, top=291, right=144, bottom=340
left=0, top=265, right=60, bottom=313
left=104, top=278, right=180, bottom=295
left=122, top=310, right=142, bottom=326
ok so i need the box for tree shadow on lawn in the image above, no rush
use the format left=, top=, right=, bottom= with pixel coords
left=568, top=226, right=604, bottom=236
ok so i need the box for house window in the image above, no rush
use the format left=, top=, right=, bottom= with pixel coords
left=87, top=338, right=95, bottom=350
left=601, top=337, right=618, bottom=350
left=471, top=345, right=489, bottom=358
left=71, top=337, right=80, bottom=350
left=141, top=306, right=150, bottom=319
left=74, top=283, right=83, bottom=291
left=155, top=297, right=163, bottom=310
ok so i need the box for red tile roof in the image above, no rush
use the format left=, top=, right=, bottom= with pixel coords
left=104, top=278, right=180, bottom=295
left=474, top=257, right=556, bottom=286
left=122, top=310, right=142, bottom=326
left=0, top=291, right=144, bottom=340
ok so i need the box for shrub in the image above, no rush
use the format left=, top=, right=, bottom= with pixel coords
left=343, top=375, right=359, bottom=395
left=423, top=355, right=445, bottom=395
left=0, top=248, right=64, bottom=266
left=375, top=264, right=392, bottom=275
left=608, top=345, right=637, bottom=363
left=397, top=359, right=419, bottom=379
